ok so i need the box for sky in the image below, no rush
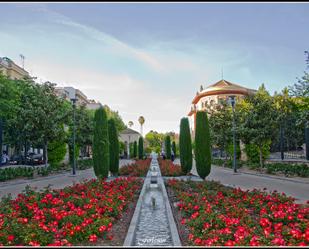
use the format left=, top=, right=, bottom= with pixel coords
left=0, top=2, right=308, bottom=134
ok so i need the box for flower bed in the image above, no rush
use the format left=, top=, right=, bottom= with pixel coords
left=158, top=159, right=184, bottom=176
left=166, top=179, right=309, bottom=246
left=119, top=158, right=151, bottom=177
left=0, top=177, right=143, bottom=246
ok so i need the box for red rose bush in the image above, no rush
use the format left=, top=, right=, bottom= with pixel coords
left=0, top=177, right=143, bottom=246
left=119, top=159, right=151, bottom=177
left=167, top=179, right=309, bottom=246
left=158, top=159, right=183, bottom=176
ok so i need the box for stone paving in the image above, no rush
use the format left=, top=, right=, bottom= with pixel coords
left=174, top=159, right=309, bottom=204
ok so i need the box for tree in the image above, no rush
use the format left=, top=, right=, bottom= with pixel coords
left=108, top=118, right=119, bottom=176
left=133, top=141, right=137, bottom=158
left=208, top=102, right=233, bottom=161
left=138, top=136, right=144, bottom=159
left=138, top=116, right=145, bottom=136
left=195, top=111, right=211, bottom=180
left=172, top=141, right=177, bottom=157
left=103, top=105, right=126, bottom=132
left=237, top=84, right=277, bottom=168
left=93, top=107, right=109, bottom=178
left=165, top=135, right=171, bottom=159
left=145, top=130, right=164, bottom=153
left=179, top=117, right=192, bottom=174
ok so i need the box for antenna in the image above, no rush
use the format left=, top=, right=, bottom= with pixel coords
left=20, top=54, right=25, bottom=69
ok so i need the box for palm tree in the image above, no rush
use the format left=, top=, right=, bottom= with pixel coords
left=128, top=121, right=134, bottom=128
left=138, top=116, right=145, bottom=136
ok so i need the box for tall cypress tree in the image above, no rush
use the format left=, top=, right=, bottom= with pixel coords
left=133, top=141, right=137, bottom=158
left=108, top=118, right=119, bottom=176
left=195, top=111, right=211, bottom=180
left=172, top=141, right=177, bottom=157
left=165, top=135, right=171, bottom=159
left=138, top=136, right=144, bottom=159
left=93, top=107, right=109, bottom=178
left=179, top=117, right=192, bottom=174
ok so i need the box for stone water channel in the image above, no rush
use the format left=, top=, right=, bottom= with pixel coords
left=124, top=153, right=181, bottom=246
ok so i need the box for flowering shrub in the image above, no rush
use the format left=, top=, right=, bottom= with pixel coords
left=0, top=177, right=142, bottom=246
left=167, top=179, right=309, bottom=246
left=119, top=159, right=151, bottom=177
left=158, top=159, right=184, bottom=176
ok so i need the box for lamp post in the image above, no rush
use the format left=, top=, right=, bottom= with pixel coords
left=229, top=96, right=237, bottom=173
left=71, top=98, right=77, bottom=176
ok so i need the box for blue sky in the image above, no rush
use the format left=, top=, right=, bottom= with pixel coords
left=0, top=3, right=308, bottom=134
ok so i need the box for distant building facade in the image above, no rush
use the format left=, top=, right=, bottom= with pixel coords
left=188, top=79, right=256, bottom=133
left=0, top=57, right=29, bottom=80
left=119, top=128, right=141, bottom=159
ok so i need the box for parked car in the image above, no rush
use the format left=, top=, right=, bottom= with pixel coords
left=9, top=155, right=25, bottom=165
left=26, top=153, right=44, bottom=165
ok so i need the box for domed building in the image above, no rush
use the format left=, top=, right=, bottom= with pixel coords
left=188, top=79, right=256, bottom=132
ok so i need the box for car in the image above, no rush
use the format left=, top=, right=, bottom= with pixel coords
left=9, top=155, right=25, bottom=165
left=26, top=153, right=44, bottom=165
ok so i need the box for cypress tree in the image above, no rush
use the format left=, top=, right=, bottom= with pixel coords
left=179, top=117, right=192, bottom=174
left=172, top=141, right=177, bottom=158
left=93, top=107, right=109, bottom=178
left=195, top=111, right=211, bottom=180
left=133, top=141, right=137, bottom=158
left=165, top=135, right=171, bottom=159
left=108, top=118, right=119, bottom=176
left=138, top=136, right=144, bottom=159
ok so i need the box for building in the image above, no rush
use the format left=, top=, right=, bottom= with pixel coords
left=86, top=99, right=103, bottom=110
left=188, top=79, right=256, bottom=132
left=0, top=57, right=29, bottom=80
left=54, top=86, right=90, bottom=106
left=119, top=128, right=141, bottom=158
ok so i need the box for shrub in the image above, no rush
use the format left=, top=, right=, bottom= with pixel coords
left=93, top=107, right=109, bottom=178
left=133, top=141, right=137, bottom=158
left=165, top=135, right=172, bottom=159
left=77, top=158, right=93, bottom=170
left=195, top=111, right=211, bottom=180
left=245, top=142, right=270, bottom=165
left=108, top=119, right=119, bottom=176
left=138, top=137, right=144, bottom=159
left=179, top=117, right=192, bottom=174
left=172, top=141, right=177, bottom=157
left=48, top=140, right=67, bottom=169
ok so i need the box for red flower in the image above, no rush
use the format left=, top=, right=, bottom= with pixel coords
left=89, top=234, right=98, bottom=242
left=7, top=235, right=14, bottom=242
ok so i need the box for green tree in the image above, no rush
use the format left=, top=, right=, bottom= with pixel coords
left=108, top=118, right=119, bottom=176
left=145, top=130, right=164, bottom=153
left=165, top=135, right=171, bottom=159
left=179, top=117, right=192, bottom=174
left=138, top=136, right=144, bottom=159
left=172, top=141, right=177, bottom=157
left=133, top=141, right=137, bottom=158
left=93, top=107, right=109, bottom=178
left=195, top=111, right=211, bottom=180
left=237, top=84, right=277, bottom=168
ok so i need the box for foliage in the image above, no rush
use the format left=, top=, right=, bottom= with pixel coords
left=245, top=142, right=271, bottom=165
left=93, top=107, right=109, bottom=178
left=265, top=163, right=309, bottom=177
left=138, top=137, right=144, bottom=160
left=145, top=130, right=164, bottom=154
left=103, top=105, right=126, bottom=132
left=172, top=141, right=177, bottom=157
left=133, top=141, right=137, bottom=158
left=226, top=142, right=241, bottom=160
left=237, top=84, right=277, bottom=167
left=47, top=138, right=67, bottom=169
left=165, top=135, right=172, bottom=159
left=0, top=167, right=34, bottom=182
left=158, top=158, right=183, bottom=176
left=194, top=111, right=212, bottom=180
left=108, top=119, right=119, bottom=176
left=179, top=117, right=192, bottom=174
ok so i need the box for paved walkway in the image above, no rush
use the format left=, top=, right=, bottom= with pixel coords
left=174, top=159, right=309, bottom=204
left=0, top=159, right=133, bottom=199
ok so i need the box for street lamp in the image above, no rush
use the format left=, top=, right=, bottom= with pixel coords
left=229, top=96, right=237, bottom=173
left=69, top=89, right=77, bottom=176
